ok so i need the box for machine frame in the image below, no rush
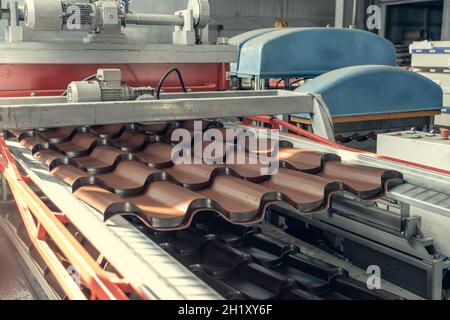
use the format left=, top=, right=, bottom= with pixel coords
left=0, top=93, right=449, bottom=300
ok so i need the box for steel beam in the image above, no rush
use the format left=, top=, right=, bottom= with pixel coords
left=0, top=91, right=316, bottom=130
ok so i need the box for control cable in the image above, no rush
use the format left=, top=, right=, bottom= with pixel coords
left=155, top=67, right=187, bottom=100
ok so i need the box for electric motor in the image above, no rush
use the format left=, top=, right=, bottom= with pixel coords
left=24, top=0, right=66, bottom=31
left=24, top=0, right=119, bottom=32
left=67, top=69, right=154, bottom=103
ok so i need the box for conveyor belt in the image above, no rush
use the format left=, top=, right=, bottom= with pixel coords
left=9, top=121, right=403, bottom=231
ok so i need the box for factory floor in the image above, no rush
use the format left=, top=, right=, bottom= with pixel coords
left=0, top=220, right=34, bottom=300
left=0, top=197, right=51, bottom=300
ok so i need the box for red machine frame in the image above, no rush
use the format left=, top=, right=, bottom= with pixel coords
left=0, top=63, right=230, bottom=98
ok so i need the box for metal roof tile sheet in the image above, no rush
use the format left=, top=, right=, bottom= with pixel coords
left=10, top=122, right=403, bottom=231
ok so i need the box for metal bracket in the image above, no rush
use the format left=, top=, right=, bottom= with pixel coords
left=310, top=94, right=335, bottom=142
left=403, top=216, right=422, bottom=239
left=173, top=9, right=195, bottom=45
left=3, top=0, right=23, bottom=42
left=0, top=173, right=8, bottom=201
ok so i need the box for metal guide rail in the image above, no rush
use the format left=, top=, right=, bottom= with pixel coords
left=0, top=91, right=335, bottom=141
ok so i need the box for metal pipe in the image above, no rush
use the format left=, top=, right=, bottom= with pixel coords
left=442, top=0, right=450, bottom=40
left=125, top=13, right=184, bottom=27
left=1, top=173, right=8, bottom=201
left=351, top=0, right=357, bottom=27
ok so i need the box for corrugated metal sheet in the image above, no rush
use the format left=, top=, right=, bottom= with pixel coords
left=10, top=120, right=403, bottom=231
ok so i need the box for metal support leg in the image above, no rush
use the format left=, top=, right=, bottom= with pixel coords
left=310, top=97, right=336, bottom=141
left=430, top=259, right=445, bottom=300
left=442, top=0, right=450, bottom=40
left=1, top=173, right=8, bottom=201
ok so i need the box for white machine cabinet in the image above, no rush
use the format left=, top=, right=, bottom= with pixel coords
left=410, top=40, right=450, bottom=127
left=378, top=131, right=450, bottom=171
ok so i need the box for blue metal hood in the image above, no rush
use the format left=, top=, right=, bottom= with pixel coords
left=294, top=65, right=443, bottom=118
left=229, top=28, right=278, bottom=75
left=231, top=28, right=397, bottom=78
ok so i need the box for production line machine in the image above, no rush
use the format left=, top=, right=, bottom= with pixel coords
left=229, top=27, right=443, bottom=151
left=229, top=27, right=397, bottom=90
left=410, top=40, right=450, bottom=128
left=0, top=0, right=449, bottom=302
left=0, top=69, right=449, bottom=300
left=0, top=0, right=235, bottom=97
left=373, top=41, right=450, bottom=172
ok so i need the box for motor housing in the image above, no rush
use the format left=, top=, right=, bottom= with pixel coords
left=67, top=69, right=154, bottom=103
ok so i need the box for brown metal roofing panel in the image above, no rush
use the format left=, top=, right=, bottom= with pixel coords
left=197, top=176, right=267, bottom=215
left=140, top=122, right=170, bottom=134
left=279, top=148, right=340, bottom=173
left=34, top=149, right=64, bottom=166
left=51, top=165, right=90, bottom=186
left=71, top=146, right=126, bottom=173
left=20, top=136, right=46, bottom=150
left=90, top=124, right=125, bottom=138
left=53, top=132, right=98, bottom=156
left=9, top=122, right=403, bottom=231
left=182, top=120, right=209, bottom=131
left=318, top=161, right=400, bottom=199
left=111, top=130, right=148, bottom=151
left=262, top=169, right=340, bottom=211
left=95, top=161, right=160, bottom=192
left=75, top=185, right=128, bottom=214
left=135, top=142, right=174, bottom=168
left=163, top=162, right=222, bottom=188
left=226, top=150, right=279, bottom=181
left=37, top=127, right=78, bottom=142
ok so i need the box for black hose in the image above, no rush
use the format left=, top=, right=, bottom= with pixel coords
left=155, top=67, right=187, bottom=100
left=275, top=78, right=286, bottom=89
left=288, top=78, right=304, bottom=89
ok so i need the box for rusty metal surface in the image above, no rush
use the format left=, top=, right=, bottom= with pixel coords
left=9, top=121, right=403, bottom=231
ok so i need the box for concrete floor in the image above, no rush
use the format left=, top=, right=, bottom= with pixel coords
left=0, top=229, right=34, bottom=300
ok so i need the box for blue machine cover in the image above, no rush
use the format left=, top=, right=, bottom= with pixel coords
left=229, top=28, right=278, bottom=75
left=294, top=65, right=443, bottom=118
left=232, top=28, right=397, bottom=78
